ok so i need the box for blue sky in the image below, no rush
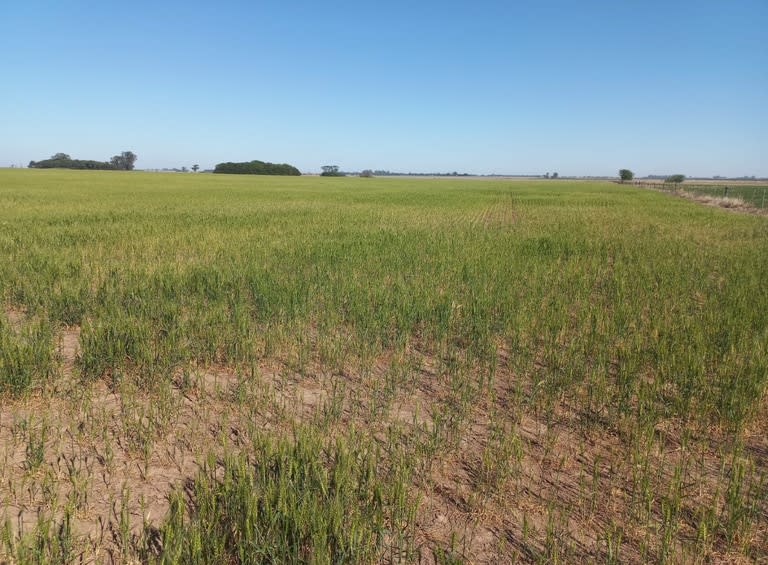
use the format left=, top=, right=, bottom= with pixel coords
left=1, top=1, right=766, bottom=176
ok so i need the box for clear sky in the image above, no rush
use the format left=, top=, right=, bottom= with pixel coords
left=1, top=1, right=766, bottom=176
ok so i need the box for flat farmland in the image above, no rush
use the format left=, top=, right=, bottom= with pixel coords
left=1, top=169, right=766, bottom=563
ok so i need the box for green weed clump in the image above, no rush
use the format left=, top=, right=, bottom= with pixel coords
left=0, top=316, right=54, bottom=396
left=149, top=428, right=411, bottom=564
left=1, top=509, right=75, bottom=565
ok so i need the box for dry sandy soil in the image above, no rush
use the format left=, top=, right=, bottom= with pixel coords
left=2, top=305, right=765, bottom=563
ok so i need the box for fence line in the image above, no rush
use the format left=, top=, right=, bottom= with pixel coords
left=627, top=181, right=768, bottom=209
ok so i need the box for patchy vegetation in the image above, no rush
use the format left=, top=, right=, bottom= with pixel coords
left=0, top=169, right=766, bottom=563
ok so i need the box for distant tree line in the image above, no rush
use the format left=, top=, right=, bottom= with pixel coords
left=29, top=152, right=137, bottom=170
left=645, top=174, right=688, bottom=181
left=618, top=171, right=688, bottom=183
left=213, top=160, right=300, bottom=175
left=361, top=169, right=473, bottom=177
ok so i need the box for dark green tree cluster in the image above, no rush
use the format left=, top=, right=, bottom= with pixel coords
left=320, top=165, right=344, bottom=177
left=29, top=151, right=137, bottom=171
left=213, top=160, right=301, bottom=175
left=110, top=151, right=138, bottom=170
left=665, top=174, right=685, bottom=184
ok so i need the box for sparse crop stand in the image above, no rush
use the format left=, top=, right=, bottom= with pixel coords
left=0, top=169, right=766, bottom=563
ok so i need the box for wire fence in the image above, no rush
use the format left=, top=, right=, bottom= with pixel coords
left=630, top=181, right=768, bottom=209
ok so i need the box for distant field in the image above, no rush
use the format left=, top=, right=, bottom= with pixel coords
left=1, top=169, right=766, bottom=563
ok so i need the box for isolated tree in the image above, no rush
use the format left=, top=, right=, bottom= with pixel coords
left=321, top=165, right=339, bottom=175
left=110, top=151, right=138, bottom=171
left=321, top=165, right=343, bottom=176
left=619, top=169, right=634, bottom=182
left=552, top=172, right=559, bottom=179
left=665, top=174, right=685, bottom=184
left=360, top=169, right=374, bottom=177
left=192, top=164, right=200, bottom=172
left=544, top=172, right=550, bottom=179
